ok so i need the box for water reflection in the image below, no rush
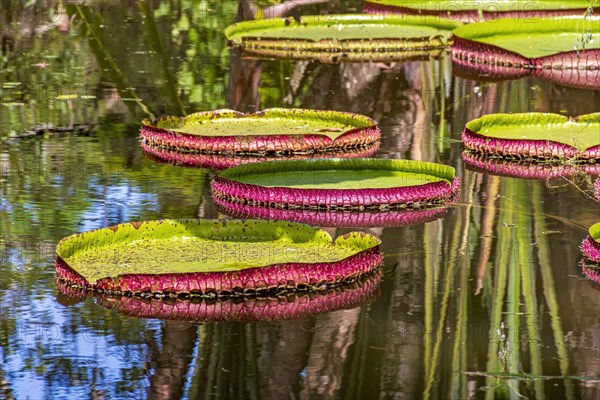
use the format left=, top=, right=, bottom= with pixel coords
left=1, top=0, right=600, bottom=399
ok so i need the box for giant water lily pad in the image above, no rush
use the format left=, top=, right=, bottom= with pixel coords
left=462, top=113, right=600, bottom=161
left=582, top=222, right=600, bottom=263
left=140, top=108, right=379, bottom=155
left=364, top=1, right=591, bottom=22
left=224, top=14, right=459, bottom=62
left=141, top=139, right=379, bottom=170
left=56, top=271, right=381, bottom=322
left=212, top=159, right=460, bottom=212
left=452, top=17, right=600, bottom=85
left=54, top=219, right=382, bottom=296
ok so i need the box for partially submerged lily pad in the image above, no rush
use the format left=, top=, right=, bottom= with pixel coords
left=462, top=113, right=600, bottom=161
left=452, top=17, right=600, bottom=77
left=211, top=158, right=460, bottom=212
left=141, top=139, right=380, bottom=170
left=582, top=222, right=600, bottom=264
left=54, top=219, right=382, bottom=296
left=462, top=151, right=600, bottom=180
left=224, top=14, right=459, bottom=62
left=140, top=108, right=380, bottom=155
left=364, top=1, right=591, bottom=22
left=56, top=270, right=382, bottom=322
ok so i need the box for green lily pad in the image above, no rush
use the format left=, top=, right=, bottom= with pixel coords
left=452, top=17, right=600, bottom=59
left=54, top=219, right=382, bottom=295
left=140, top=108, right=379, bottom=154
left=212, top=159, right=460, bottom=212
left=463, top=113, right=600, bottom=161
left=366, top=0, right=591, bottom=11
left=224, top=14, right=459, bottom=62
left=582, top=222, right=600, bottom=265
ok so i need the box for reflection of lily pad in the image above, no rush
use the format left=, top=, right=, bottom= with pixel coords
left=452, top=17, right=600, bottom=76
left=216, top=202, right=449, bottom=228
left=56, top=270, right=382, bottom=322
left=364, top=1, right=591, bottom=22
left=140, top=139, right=380, bottom=170
left=140, top=108, right=379, bottom=155
left=462, top=113, right=600, bottom=161
left=462, top=151, right=600, bottom=180
left=54, top=219, right=382, bottom=296
left=212, top=159, right=460, bottom=212
left=225, top=14, right=459, bottom=62
left=582, top=222, right=600, bottom=263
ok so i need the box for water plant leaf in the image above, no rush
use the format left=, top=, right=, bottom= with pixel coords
left=452, top=17, right=600, bottom=71
left=212, top=158, right=460, bottom=211
left=462, top=112, right=600, bottom=161
left=365, top=0, right=591, bottom=21
left=54, top=219, right=382, bottom=294
left=224, top=14, right=459, bottom=62
left=140, top=108, right=380, bottom=154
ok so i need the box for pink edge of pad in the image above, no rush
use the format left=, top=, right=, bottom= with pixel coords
left=595, top=178, right=600, bottom=200
left=461, top=151, right=600, bottom=179
left=213, top=197, right=449, bottom=228
left=211, top=177, right=459, bottom=209
left=581, top=261, right=600, bottom=284
left=87, top=270, right=382, bottom=322
left=363, top=2, right=588, bottom=22
left=54, top=245, right=382, bottom=294
left=461, top=128, right=592, bottom=160
left=140, top=140, right=380, bottom=170
left=139, top=123, right=380, bottom=154
left=451, top=37, right=531, bottom=69
left=582, top=235, right=600, bottom=264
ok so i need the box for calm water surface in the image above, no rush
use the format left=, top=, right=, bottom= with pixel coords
left=1, top=2, right=599, bottom=399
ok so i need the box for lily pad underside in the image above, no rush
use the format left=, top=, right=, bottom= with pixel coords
left=582, top=222, right=600, bottom=264
left=54, top=219, right=382, bottom=296
left=225, top=14, right=459, bottom=62
left=452, top=17, right=600, bottom=70
left=364, top=1, right=590, bottom=22
left=56, top=270, right=382, bottom=321
left=462, top=113, right=600, bottom=161
left=211, top=158, right=460, bottom=212
left=140, top=108, right=380, bottom=155
left=140, top=139, right=380, bottom=170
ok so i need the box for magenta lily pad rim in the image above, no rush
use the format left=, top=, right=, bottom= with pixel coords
left=54, top=219, right=382, bottom=297
left=140, top=108, right=380, bottom=155
left=211, top=158, right=460, bottom=212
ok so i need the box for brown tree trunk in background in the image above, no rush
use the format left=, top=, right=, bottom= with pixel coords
left=149, top=321, right=198, bottom=400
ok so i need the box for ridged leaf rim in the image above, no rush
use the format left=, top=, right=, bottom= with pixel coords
left=55, top=270, right=382, bottom=321
left=212, top=158, right=459, bottom=211
left=462, top=112, right=600, bottom=161
left=140, top=108, right=380, bottom=155
left=54, top=219, right=382, bottom=295
left=582, top=222, right=600, bottom=264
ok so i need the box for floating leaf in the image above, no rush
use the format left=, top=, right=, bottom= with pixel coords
left=462, top=112, right=600, bottom=161
left=140, top=108, right=380, bottom=155
left=225, top=14, right=459, bottom=62
left=212, top=158, right=460, bottom=213
left=54, top=219, right=382, bottom=295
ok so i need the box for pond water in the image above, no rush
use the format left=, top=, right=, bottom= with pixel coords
left=1, top=1, right=599, bottom=399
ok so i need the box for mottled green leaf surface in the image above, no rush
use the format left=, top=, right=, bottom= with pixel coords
left=56, top=219, right=380, bottom=283
left=453, top=17, right=600, bottom=58
left=465, top=113, right=600, bottom=151
left=591, top=222, right=600, bottom=243
left=146, top=108, right=374, bottom=140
